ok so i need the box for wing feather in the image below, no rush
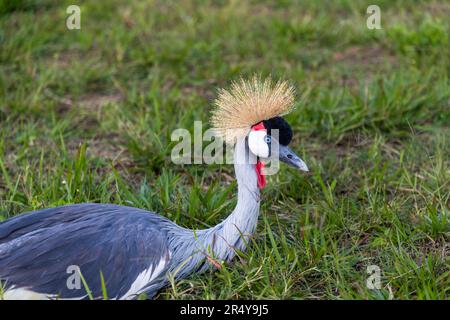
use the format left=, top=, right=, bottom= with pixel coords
left=0, top=204, right=172, bottom=299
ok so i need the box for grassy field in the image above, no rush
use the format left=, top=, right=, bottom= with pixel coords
left=0, top=0, right=449, bottom=299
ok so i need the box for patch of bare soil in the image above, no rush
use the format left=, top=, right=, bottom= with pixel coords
left=78, top=93, right=123, bottom=112
left=333, top=46, right=394, bottom=65
left=413, top=238, right=449, bottom=265
left=44, top=89, right=123, bottom=115
left=48, top=51, right=82, bottom=69
left=67, top=135, right=133, bottom=167
left=425, top=2, right=450, bottom=16
left=332, top=45, right=397, bottom=88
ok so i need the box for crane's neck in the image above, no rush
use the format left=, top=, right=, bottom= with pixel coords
left=166, top=137, right=261, bottom=277
left=202, top=137, right=261, bottom=262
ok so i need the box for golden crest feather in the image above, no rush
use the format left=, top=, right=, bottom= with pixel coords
left=210, top=76, right=296, bottom=145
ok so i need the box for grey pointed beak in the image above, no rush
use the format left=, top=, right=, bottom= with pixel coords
left=278, top=145, right=309, bottom=171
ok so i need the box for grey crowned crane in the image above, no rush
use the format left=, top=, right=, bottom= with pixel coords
left=0, top=77, right=308, bottom=299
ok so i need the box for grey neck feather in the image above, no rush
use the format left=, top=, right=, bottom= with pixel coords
left=206, top=137, right=260, bottom=260
left=165, top=137, right=261, bottom=277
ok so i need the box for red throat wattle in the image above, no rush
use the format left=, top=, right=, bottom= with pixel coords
left=255, top=160, right=266, bottom=189
left=251, top=122, right=267, bottom=189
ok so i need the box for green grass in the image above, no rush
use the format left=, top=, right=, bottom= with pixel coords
left=0, top=0, right=449, bottom=299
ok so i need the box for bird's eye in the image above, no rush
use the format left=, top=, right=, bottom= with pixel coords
left=264, top=135, right=271, bottom=144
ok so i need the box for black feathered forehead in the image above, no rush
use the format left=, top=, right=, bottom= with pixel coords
left=262, top=116, right=293, bottom=146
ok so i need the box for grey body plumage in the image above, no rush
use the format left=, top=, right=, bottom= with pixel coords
left=0, top=138, right=261, bottom=299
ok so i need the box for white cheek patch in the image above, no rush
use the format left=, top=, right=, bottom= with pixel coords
left=248, top=130, right=269, bottom=158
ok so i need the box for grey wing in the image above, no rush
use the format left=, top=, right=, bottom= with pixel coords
left=0, top=204, right=171, bottom=299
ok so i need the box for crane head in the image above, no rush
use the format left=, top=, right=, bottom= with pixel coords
left=248, top=116, right=309, bottom=172
left=210, top=75, right=308, bottom=185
